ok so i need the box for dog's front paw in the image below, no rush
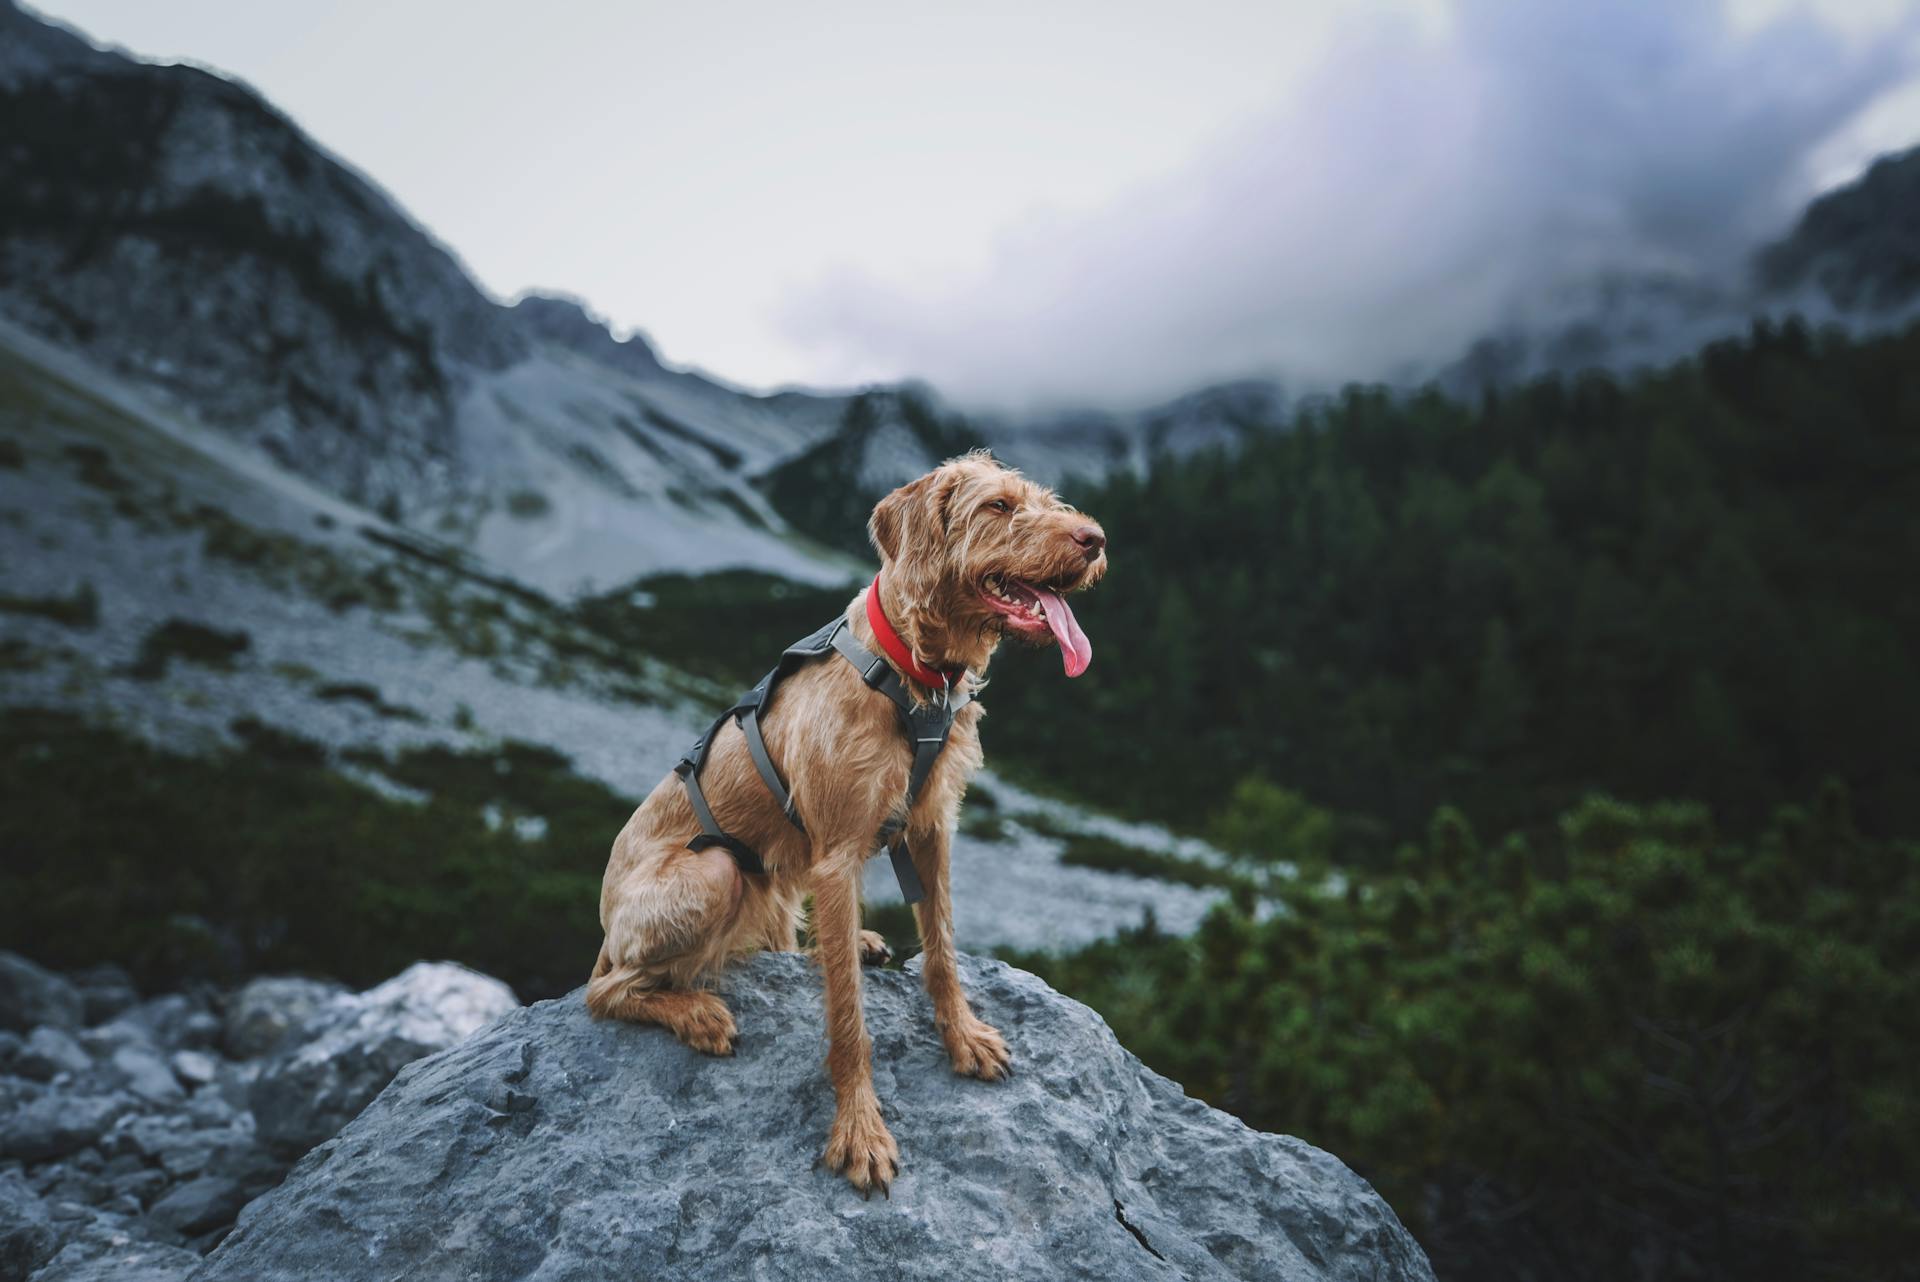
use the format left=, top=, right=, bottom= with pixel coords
left=944, top=1016, right=1012, bottom=1081
left=858, top=929, right=892, bottom=967
left=674, top=992, right=737, bottom=1057
left=821, top=1100, right=900, bottom=1197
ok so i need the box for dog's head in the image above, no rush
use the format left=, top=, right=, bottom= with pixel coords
left=869, top=451, right=1108, bottom=677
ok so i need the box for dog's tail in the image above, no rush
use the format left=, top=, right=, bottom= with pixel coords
left=585, top=943, right=648, bottom=1020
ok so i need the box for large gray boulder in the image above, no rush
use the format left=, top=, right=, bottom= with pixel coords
left=248, top=962, right=517, bottom=1157
left=198, top=954, right=1434, bottom=1282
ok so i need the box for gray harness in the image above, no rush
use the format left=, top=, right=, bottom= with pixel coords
left=672, top=616, right=972, bottom=904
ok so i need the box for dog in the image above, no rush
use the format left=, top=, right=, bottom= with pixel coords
left=586, top=451, right=1107, bottom=1194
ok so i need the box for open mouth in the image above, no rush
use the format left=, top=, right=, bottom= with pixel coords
left=979, top=573, right=1093, bottom=677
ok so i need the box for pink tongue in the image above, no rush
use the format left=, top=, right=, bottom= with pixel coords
left=1027, top=584, right=1092, bottom=677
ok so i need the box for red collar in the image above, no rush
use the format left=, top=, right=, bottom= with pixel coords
left=866, top=573, right=960, bottom=690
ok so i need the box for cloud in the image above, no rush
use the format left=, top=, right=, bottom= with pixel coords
left=777, top=0, right=1920, bottom=410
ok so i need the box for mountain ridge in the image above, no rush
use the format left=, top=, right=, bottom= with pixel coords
left=3, top=0, right=1918, bottom=593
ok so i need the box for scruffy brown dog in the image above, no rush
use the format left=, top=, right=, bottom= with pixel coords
left=587, top=451, right=1107, bottom=1194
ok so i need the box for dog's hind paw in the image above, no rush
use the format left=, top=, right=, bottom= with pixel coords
left=821, top=1100, right=900, bottom=1196
left=857, top=929, right=892, bottom=967
left=944, top=1016, right=1012, bottom=1081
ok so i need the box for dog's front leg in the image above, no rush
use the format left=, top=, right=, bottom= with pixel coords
left=812, top=855, right=900, bottom=1195
left=910, top=825, right=1012, bottom=1081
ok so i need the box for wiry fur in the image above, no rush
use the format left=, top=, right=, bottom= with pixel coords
left=587, top=452, right=1107, bottom=1194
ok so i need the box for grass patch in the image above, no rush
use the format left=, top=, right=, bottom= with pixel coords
left=0, top=710, right=626, bottom=997
left=959, top=806, right=1008, bottom=841
left=1019, top=810, right=1250, bottom=893
left=640, top=405, right=745, bottom=471
left=861, top=899, right=921, bottom=968
left=230, top=716, right=329, bottom=767
left=1054, top=835, right=1250, bottom=892
left=315, top=682, right=427, bottom=722
left=62, top=443, right=128, bottom=492
left=505, top=489, right=551, bottom=519
left=704, top=487, right=769, bottom=531
left=0, top=639, right=46, bottom=671
left=131, top=618, right=250, bottom=679
left=571, top=569, right=855, bottom=690
left=0, top=584, right=98, bottom=629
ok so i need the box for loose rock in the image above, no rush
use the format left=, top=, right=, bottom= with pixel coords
left=109, top=1047, right=183, bottom=1105
left=168, top=1050, right=218, bottom=1089
left=219, top=977, right=346, bottom=1061
left=145, top=1175, right=246, bottom=1238
left=0, top=954, right=81, bottom=1034
left=0, top=1168, right=57, bottom=1282
left=25, top=1222, right=201, bottom=1282
left=0, top=1093, right=131, bottom=1163
left=248, top=962, right=516, bottom=1156
left=13, top=1028, right=89, bottom=1083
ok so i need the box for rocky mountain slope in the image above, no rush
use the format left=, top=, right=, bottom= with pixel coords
left=0, top=0, right=1326, bottom=592
left=0, top=323, right=1233, bottom=965
left=196, top=952, right=1435, bottom=1282
left=1757, top=143, right=1920, bottom=313
left=0, top=1, right=857, bottom=594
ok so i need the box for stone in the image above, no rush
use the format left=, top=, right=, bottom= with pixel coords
left=0, top=1093, right=130, bottom=1163
left=201, top=954, right=1434, bottom=1282
left=124, top=997, right=217, bottom=1053
left=108, top=1047, right=183, bottom=1104
left=76, top=1018, right=155, bottom=1060
left=24, top=1222, right=201, bottom=1282
left=12, top=1028, right=89, bottom=1082
left=0, top=954, right=81, bottom=1034
left=145, top=1175, right=245, bottom=1237
left=219, top=977, right=346, bottom=1061
left=249, top=962, right=517, bottom=1157
left=168, top=1050, right=219, bottom=1089
left=0, top=1167, right=56, bottom=1282
left=0, top=1030, right=21, bottom=1070
left=107, top=1169, right=167, bottom=1208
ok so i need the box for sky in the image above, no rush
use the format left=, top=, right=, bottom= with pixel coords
left=31, top=0, right=1920, bottom=409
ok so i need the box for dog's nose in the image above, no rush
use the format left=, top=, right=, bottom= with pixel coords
left=1070, top=525, right=1106, bottom=559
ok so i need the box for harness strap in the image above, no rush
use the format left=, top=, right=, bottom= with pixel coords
left=675, top=760, right=767, bottom=875
left=738, top=699, right=804, bottom=832
left=675, top=614, right=971, bottom=904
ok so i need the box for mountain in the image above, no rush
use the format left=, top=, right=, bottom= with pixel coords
left=0, top=0, right=865, bottom=593
left=1756, top=143, right=1920, bottom=313
left=1438, top=149, right=1920, bottom=398
left=5, top=0, right=1920, bottom=588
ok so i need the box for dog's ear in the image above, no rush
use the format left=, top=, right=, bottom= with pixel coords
left=869, top=471, right=949, bottom=565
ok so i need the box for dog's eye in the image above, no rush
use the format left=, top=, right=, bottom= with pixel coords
left=987, top=500, right=1013, bottom=514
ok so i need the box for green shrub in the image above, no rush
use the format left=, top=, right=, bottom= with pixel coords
left=130, top=618, right=250, bottom=679
left=0, top=711, right=623, bottom=999
left=0, top=584, right=98, bottom=629
left=1012, top=790, right=1920, bottom=1281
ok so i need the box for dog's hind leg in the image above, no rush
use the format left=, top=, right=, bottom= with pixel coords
left=588, top=845, right=745, bottom=1055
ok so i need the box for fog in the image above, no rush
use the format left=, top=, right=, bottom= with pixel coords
left=782, top=0, right=1920, bottom=410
